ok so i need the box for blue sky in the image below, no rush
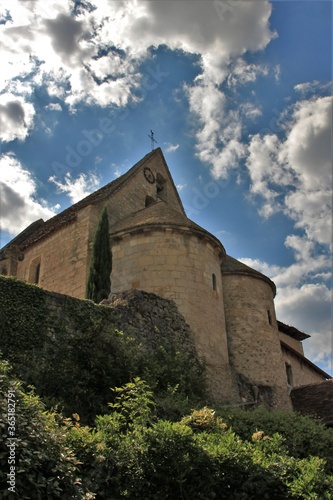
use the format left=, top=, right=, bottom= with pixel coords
left=0, top=0, right=332, bottom=374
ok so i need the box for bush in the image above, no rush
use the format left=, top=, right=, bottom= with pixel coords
left=0, top=358, right=86, bottom=499
left=218, top=405, right=333, bottom=472
left=1, top=369, right=333, bottom=499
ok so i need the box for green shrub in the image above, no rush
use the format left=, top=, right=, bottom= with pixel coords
left=0, top=358, right=86, bottom=499
left=218, top=405, right=333, bottom=472
left=1, top=367, right=333, bottom=499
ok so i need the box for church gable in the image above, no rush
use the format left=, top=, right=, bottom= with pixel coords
left=0, top=148, right=183, bottom=255
left=0, top=149, right=186, bottom=298
left=99, top=148, right=185, bottom=229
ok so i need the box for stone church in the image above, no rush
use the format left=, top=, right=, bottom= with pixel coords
left=1, top=148, right=331, bottom=411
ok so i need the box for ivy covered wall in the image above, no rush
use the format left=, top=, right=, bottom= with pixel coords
left=0, top=276, right=206, bottom=423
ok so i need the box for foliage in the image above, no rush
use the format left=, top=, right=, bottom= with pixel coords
left=218, top=405, right=333, bottom=472
left=1, top=364, right=333, bottom=499
left=86, top=207, right=112, bottom=303
left=180, top=406, right=227, bottom=433
left=1, top=275, right=333, bottom=497
left=84, top=381, right=333, bottom=499
left=0, top=276, right=47, bottom=362
left=0, top=275, right=206, bottom=424
left=108, top=377, right=156, bottom=430
left=0, top=357, right=87, bottom=499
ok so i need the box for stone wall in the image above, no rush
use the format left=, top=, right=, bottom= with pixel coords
left=103, top=152, right=184, bottom=226
left=111, top=228, right=239, bottom=403
left=101, top=288, right=198, bottom=358
left=222, top=274, right=291, bottom=409
left=14, top=205, right=94, bottom=298
left=281, top=344, right=327, bottom=389
left=279, top=332, right=304, bottom=354
left=0, top=276, right=207, bottom=421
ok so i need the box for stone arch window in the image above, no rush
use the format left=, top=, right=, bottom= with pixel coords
left=267, top=309, right=272, bottom=325
left=212, top=273, right=217, bottom=290
left=156, top=173, right=167, bottom=201
left=145, top=195, right=155, bottom=207
left=29, top=257, right=41, bottom=284
left=1, top=265, right=7, bottom=276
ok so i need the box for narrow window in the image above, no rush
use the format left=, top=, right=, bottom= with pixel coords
left=1, top=266, right=7, bottom=275
left=212, top=273, right=217, bottom=290
left=29, top=257, right=41, bottom=284
left=156, top=173, right=167, bottom=201
left=34, top=262, right=40, bottom=284
left=267, top=309, right=272, bottom=325
left=285, top=363, right=293, bottom=387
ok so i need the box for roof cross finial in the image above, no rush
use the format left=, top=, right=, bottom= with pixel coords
left=148, top=130, right=157, bottom=151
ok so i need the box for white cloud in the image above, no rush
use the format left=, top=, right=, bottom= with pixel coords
left=165, top=143, right=179, bottom=153
left=275, top=284, right=332, bottom=372
left=49, top=171, right=101, bottom=204
left=294, top=80, right=331, bottom=96
left=45, top=103, right=62, bottom=111
left=176, top=183, right=187, bottom=192
left=239, top=102, right=262, bottom=121
left=0, top=94, right=35, bottom=142
left=227, top=58, right=268, bottom=88
left=0, top=0, right=275, bottom=140
left=0, top=153, right=56, bottom=235
left=187, top=82, right=246, bottom=178
left=281, top=96, right=332, bottom=190
left=246, top=95, right=332, bottom=249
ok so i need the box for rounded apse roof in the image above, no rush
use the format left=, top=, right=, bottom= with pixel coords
left=221, top=254, right=276, bottom=295
left=110, top=200, right=226, bottom=257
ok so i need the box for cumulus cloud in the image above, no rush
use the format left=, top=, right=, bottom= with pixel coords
left=246, top=95, right=332, bottom=247
left=294, top=80, right=331, bottom=97
left=165, top=143, right=179, bottom=153
left=227, top=58, right=269, bottom=88
left=0, top=153, right=57, bottom=235
left=243, top=95, right=332, bottom=372
left=276, top=282, right=332, bottom=371
left=45, top=102, right=62, bottom=112
left=187, top=82, right=246, bottom=178
left=49, top=171, right=101, bottom=204
left=0, top=94, right=35, bottom=141
left=0, top=0, right=275, bottom=143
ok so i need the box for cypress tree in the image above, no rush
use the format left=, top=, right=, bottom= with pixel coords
left=86, top=207, right=112, bottom=302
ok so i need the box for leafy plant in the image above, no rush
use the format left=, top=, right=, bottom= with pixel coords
left=218, top=405, right=333, bottom=472
left=0, top=357, right=87, bottom=499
